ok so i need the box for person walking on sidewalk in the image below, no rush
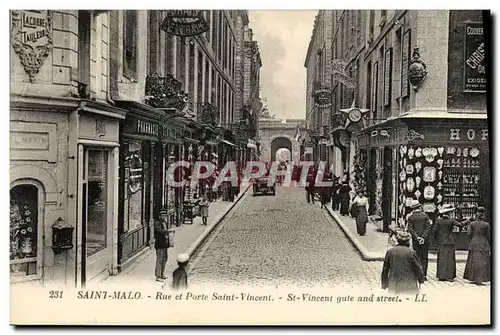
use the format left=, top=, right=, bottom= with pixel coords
left=463, top=207, right=491, bottom=285
left=154, top=209, right=170, bottom=282
left=351, top=191, right=369, bottom=236
left=407, top=200, right=431, bottom=280
left=172, top=253, right=189, bottom=290
left=381, top=231, right=425, bottom=295
left=199, top=195, right=209, bottom=226
left=331, top=176, right=341, bottom=211
left=337, top=180, right=351, bottom=216
left=305, top=168, right=316, bottom=204
left=433, top=204, right=469, bottom=281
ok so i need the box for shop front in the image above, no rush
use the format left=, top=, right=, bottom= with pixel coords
left=116, top=107, right=163, bottom=267
left=358, top=113, right=489, bottom=250
left=10, top=97, right=125, bottom=287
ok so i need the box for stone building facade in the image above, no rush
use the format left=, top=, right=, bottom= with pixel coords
left=304, top=10, right=490, bottom=244
left=10, top=10, right=263, bottom=287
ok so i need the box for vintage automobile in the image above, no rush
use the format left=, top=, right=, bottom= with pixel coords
left=252, top=169, right=276, bottom=196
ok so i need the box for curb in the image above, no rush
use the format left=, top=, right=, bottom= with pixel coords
left=184, top=183, right=251, bottom=260
left=325, top=206, right=385, bottom=261
left=325, top=207, right=468, bottom=263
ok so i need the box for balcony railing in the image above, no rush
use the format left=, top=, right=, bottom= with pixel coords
left=145, top=74, right=187, bottom=110
left=197, top=102, right=219, bottom=127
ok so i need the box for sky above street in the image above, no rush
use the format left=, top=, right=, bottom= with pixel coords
left=248, top=10, right=317, bottom=121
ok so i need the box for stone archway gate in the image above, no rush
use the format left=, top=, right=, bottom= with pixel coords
left=258, top=118, right=306, bottom=163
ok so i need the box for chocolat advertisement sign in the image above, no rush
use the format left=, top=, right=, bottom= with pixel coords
left=464, top=22, right=486, bottom=92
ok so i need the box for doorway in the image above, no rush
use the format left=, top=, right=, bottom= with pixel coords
left=78, top=146, right=112, bottom=285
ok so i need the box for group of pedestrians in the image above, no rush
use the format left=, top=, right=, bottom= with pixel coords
left=303, top=171, right=490, bottom=294
left=382, top=202, right=490, bottom=294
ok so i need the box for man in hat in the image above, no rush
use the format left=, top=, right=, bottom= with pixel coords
left=154, top=209, right=170, bottom=282
left=172, top=253, right=189, bottom=290
left=407, top=200, right=432, bottom=280
left=381, top=231, right=425, bottom=294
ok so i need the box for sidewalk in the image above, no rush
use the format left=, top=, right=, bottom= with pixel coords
left=325, top=206, right=468, bottom=262
left=103, top=181, right=250, bottom=287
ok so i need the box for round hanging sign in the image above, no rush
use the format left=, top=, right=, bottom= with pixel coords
left=314, top=88, right=333, bottom=108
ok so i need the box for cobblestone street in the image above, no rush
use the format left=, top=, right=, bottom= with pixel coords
left=189, top=185, right=490, bottom=294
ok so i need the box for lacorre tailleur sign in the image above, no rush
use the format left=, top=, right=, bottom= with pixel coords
left=464, top=22, right=486, bottom=92
left=11, top=10, right=53, bottom=82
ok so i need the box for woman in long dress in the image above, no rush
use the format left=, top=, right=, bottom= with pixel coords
left=351, top=191, right=369, bottom=236
left=433, top=204, right=468, bottom=281
left=464, top=207, right=490, bottom=285
left=337, top=181, right=351, bottom=216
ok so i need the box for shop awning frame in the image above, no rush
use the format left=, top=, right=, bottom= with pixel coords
left=221, top=139, right=235, bottom=146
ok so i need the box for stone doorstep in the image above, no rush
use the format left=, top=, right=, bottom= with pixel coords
left=325, top=206, right=468, bottom=263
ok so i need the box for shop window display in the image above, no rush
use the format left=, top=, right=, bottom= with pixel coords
left=87, top=149, right=108, bottom=257
left=398, top=144, right=483, bottom=230
left=10, top=184, right=40, bottom=278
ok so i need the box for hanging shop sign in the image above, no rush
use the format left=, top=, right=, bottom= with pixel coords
left=340, top=100, right=369, bottom=124
left=160, top=10, right=209, bottom=37
left=314, top=88, right=333, bottom=108
left=10, top=10, right=53, bottom=83
left=464, top=22, right=486, bottom=92
left=330, top=59, right=356, bottom=89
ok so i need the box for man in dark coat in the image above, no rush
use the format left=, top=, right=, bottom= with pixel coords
left=305, top=167, right=316, bottom=204
left=407, top=200, right=432, bottom=280
left=381, top=231, right=425, bottom=294
left=154, top=209, right=170, bottom=282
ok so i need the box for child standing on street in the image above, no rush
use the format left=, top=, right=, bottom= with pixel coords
left=172, top=253, right=189, bottom=290
left=199, top=195, right=209, bottom=226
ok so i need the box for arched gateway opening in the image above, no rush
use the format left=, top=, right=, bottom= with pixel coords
left=271, top=136, right=292, bottom=163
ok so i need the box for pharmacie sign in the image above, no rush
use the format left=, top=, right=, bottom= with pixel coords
left=314, top=88, right=333, bottom=108
left=464, top=22, right=486, bottom=92
left=11, top=10, right=53, bottom=82
left=160, top=10, right=209, bottom=37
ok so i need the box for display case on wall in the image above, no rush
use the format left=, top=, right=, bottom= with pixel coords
left=398, top=144, right=485, bottom=250
left=441, top=146, right=482, bottom=231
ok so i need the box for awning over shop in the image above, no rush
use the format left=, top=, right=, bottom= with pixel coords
left=221, top=139, right=235, bottom=146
